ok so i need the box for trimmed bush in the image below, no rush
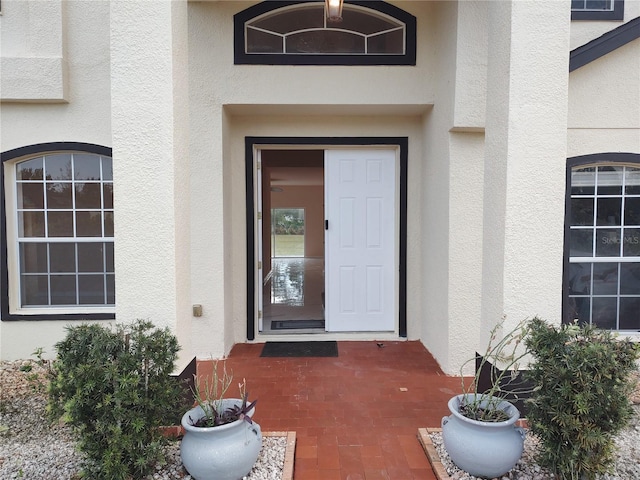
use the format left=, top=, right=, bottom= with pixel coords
left=48, top=320, right=184, bottom=480
left=525, top=318, right=640, bottom=480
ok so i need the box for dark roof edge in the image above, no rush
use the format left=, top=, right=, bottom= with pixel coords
left=570, top=16, right=640, bottom=72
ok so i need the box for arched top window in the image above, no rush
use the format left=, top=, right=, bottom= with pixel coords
left=234, top=1, right=416, bottom=65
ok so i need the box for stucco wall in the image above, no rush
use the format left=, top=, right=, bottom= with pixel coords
left=567, top=38, right=640, bottom=156
left=1, top=0, right=112, bottom=360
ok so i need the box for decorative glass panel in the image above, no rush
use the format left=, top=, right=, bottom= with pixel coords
left=368, top=30, right=404, bottom=54
left=287, top=31, right=365, bottom=54
left=247, top=29, right=283, bottom=54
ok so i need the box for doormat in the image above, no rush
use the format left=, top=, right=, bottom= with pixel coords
left=260, top=341, right=338, bottom=357
left=272, top=319, right=325, bottom=330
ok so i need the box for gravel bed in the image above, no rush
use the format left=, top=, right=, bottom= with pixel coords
left=0, top=360, right=285, bottom=480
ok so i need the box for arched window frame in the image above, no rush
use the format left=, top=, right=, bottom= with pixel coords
left=563, top=153, right=640, bottom=332
left=1, top=142, right=115, bottom=321
left=234, top=0, right=417, bottom=65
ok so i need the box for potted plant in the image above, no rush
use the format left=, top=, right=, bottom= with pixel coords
left=180, top=361, right=262, bottom=480
left=525, top=318, right=640, bottom=480
left=441, top=317, right=532, bottom=478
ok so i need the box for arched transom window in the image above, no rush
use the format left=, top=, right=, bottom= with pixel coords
left=234, top=1, right=416, bottom=65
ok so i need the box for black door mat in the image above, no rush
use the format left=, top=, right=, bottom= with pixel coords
left=271, top=319, right=325, bottom=330
left=260, top=341, right=338, bottom=358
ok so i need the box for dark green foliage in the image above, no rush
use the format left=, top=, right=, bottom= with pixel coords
left=525, top=318, right=640, bottom=480
left=48, top=320, right=183, bottom=480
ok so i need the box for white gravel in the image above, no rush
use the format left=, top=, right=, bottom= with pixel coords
left=0, top=360, right=285, bottom=480
left=430, top=404, right=640, bottom=480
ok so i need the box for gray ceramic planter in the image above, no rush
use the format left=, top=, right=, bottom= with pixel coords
left=441, top=394, right=525, bottom=478
left=180, top=399, right=262, bottom=480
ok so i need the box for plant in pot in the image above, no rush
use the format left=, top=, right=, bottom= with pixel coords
left=180, top=361, right=262, bottom=480
left=525, top=318, right=640, bottom=480
left=441, top=317, right=532, bottom=478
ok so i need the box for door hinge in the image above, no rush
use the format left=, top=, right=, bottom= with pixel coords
left=258, top=310, right=263, bottom=319
left=258, top=261, right=262, bottom=269
left=257, top=212, right=262, bottom=220
left=257, top=161, right=261, bottom=170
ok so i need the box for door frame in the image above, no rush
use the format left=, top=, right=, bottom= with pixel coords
left=245, top=137, right=408, bottom=340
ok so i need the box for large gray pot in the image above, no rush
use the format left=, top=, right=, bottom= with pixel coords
left=441, top=394, right=525, bottom=478
left=180, top=399, right=262, bottom=480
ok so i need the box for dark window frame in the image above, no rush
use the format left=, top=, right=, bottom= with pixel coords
left=234, top=1, right=417, bottom=66
left=562, top=152, right=640, bottom=328
left=571, top=0, right=624, bottom=20
left=1, top=142, right=115, bottom=321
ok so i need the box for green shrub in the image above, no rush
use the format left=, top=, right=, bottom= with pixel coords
left=525, top=318, right=640, bottom=480
left=48, top=320, right=184, bottom=480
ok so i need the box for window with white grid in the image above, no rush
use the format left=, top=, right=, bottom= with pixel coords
left=567, top=165, right=640, bottom=330
left=571, top=0, right=624, bottom=20
left=13, top=153, right=114, bottom=308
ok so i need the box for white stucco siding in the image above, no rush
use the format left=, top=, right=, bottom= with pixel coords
left=570, top=0, right=640, bottom=50
left=481, top=1, right=570, bottom=354
left=1, top=1, right=112, bottom=360
left=110, top=0, right=193, bottom=369
left=1, top=1, right=111, bottom=149
left=567, top=38, right=640, bottom=157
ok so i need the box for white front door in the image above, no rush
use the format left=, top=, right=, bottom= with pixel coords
left=324, top=149, right=397, bottom=332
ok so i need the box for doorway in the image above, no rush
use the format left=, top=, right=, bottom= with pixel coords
left=245, top=137, right=409, bottom=340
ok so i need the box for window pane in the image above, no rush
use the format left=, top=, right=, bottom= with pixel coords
left=45, top=154, right=72, bottom=180
left=247, top=29, right=283, bottom=54
left=592, top=263, right=618, bottom=295
left=592, top=297, right=617, bottom=329
left=251, top=5, right=323, bottom=34
left=571, top=168, right=595, bottom=195
left=21, top=275, right=49, bottom=306
left=104, top=212, right=114, bottom=237
left=625, top=168, right=640, bottom=194
left=17, top=183, right=44, bottom=209
left=106, top=274, right=116, bottom=304
left=596, top=229, right=621, bottom=257
left=17, top=157, right=44, bottom=180
left=342, top=10, right=401, bottom=34
left=105, top=243, right=114, bottom=273
left=596, top=197, right=621, bottom=226
left=78, top=243, right=104, bottom=272
left=571, top=198, right=594, bottom=225
left=368, top=30, right=403, bottom=54
left=619, top=298, right=640, bottom=330
left=287, top=31, right=365, bottom=54
left=78, top=275, right=105, bottom=304
left=103, top=183, right=114, bottom=209
left=47, top=211, right=74, bottom=237
left=76, top=212, right=102, bottom=237
left=620, top=263, right=640, bottom=294
left=46, top=183, right=73, bottom=209
left=50, top=243, right=76, bottom=273
left=50, top=275, right=77, bottom=305
left=567, top=296, right=590, bottom=324
left=19, top=243, right=48, bottom=273
left=102, top=157, right=113, bottom=181
left=18, top=211, right=45, bottom=237
left=569, top=263, right=591, bottom=295
left=570, top=229, right=593, bottom=257
left=75, top=183, right=101, bottom=209
left=73, top=154, right=101, bottom=180
left=597, top=167, right=623, bottom=195
left=585, top=0, right=613, bottom=10
left=623, top=228, right=640, bottom=256
left=624, top=197, right=640, bottom=226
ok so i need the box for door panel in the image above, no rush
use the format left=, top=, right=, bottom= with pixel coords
left=325, top=149, right=396, bottom=332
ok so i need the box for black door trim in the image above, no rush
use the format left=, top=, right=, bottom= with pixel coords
left=245, top=137, right=408, bottom=340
